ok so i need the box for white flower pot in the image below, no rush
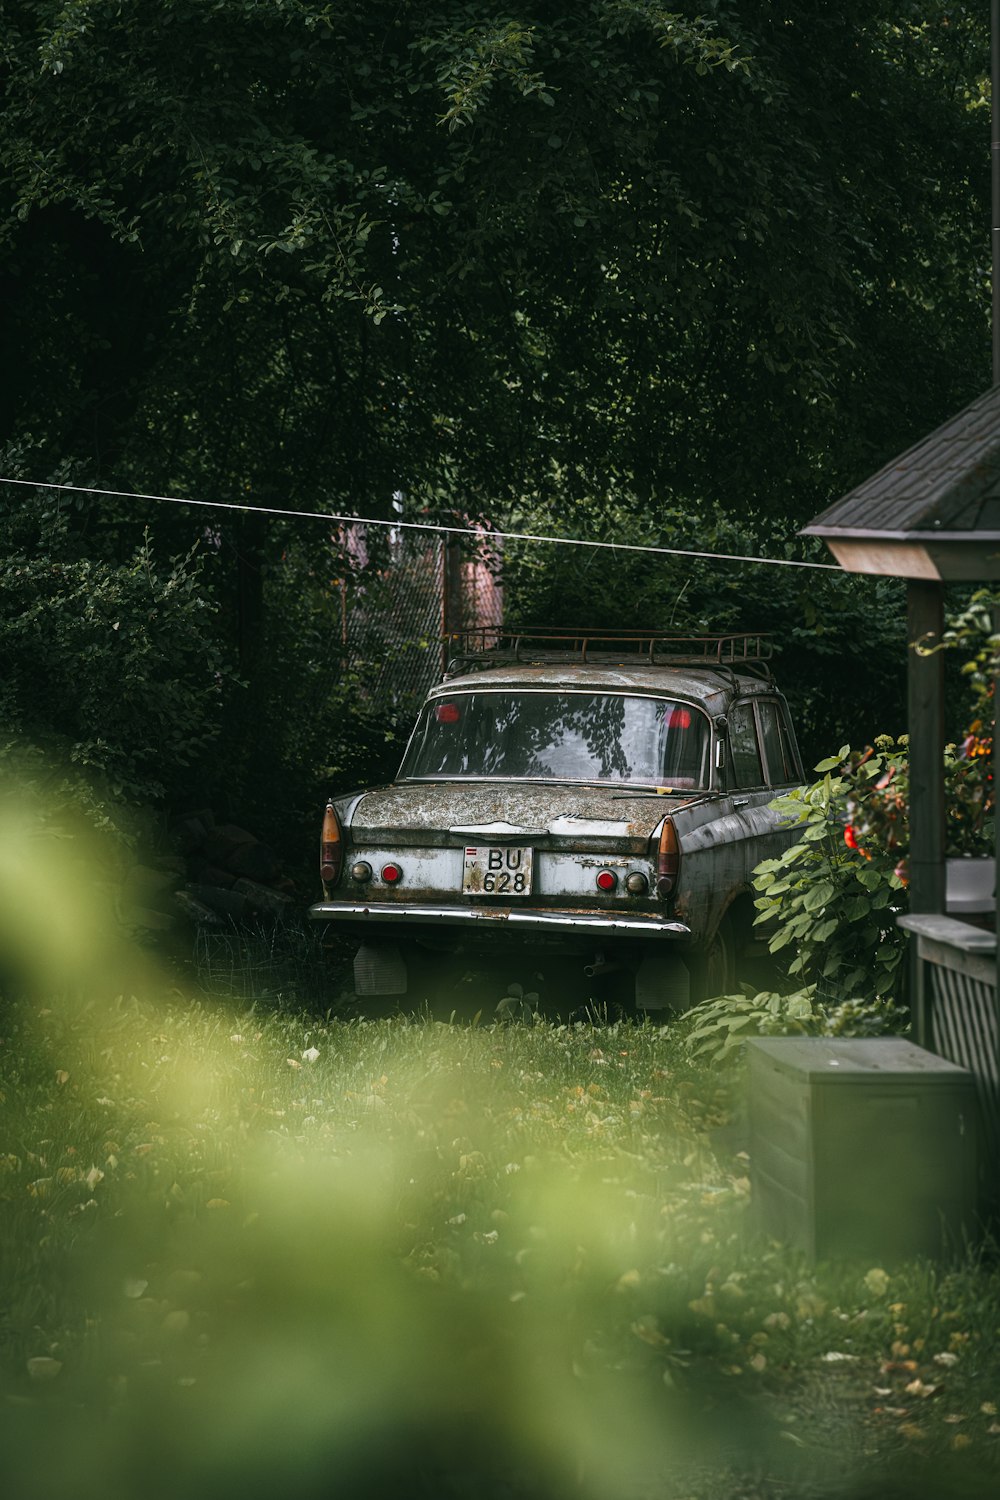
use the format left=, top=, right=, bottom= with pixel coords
left=945, top=856, right=996, bottom=916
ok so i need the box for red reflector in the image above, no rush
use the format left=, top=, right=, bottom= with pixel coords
left=596, top=870, right=617, bottom=892
left=381, top=863, right=402, bottom=884
left=435, top=703, right=461, bottom=723
left=667, top=707, right=692, bottom=729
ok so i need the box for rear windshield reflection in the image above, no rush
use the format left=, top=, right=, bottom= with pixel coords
left=400, top=692, right=710, bottom=787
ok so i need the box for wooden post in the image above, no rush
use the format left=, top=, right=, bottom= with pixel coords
left=907, top=581, right=946, bottom=912
left=907, top=581, right=945, bottom=1038
left=994, top=604, right=999, bottom=1075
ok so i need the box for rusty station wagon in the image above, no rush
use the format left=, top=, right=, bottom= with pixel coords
left=309, top=632, right=803, bottom=1010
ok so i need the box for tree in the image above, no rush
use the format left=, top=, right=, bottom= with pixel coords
left=0, top=1, right=990, bottom=527
left=0, top=1, right=992, bottom=828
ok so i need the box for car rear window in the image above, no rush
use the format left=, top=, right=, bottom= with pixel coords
left=399, top=691, right=711, bottom=787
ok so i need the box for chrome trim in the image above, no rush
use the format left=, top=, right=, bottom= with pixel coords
left=309, top=902, right=691, bottom=939
left=426, top=686, right=707, bottom=701
left=396, top=776, right=713, bottom=792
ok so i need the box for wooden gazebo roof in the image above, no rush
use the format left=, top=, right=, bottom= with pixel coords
left=802, top=386, right=1000, bottom=580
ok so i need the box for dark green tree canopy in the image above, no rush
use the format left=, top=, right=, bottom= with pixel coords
left=0, top=0, right=990, bottom=529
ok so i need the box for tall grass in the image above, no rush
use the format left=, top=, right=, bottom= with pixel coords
left=2, top=782, right=1000, bottom=1499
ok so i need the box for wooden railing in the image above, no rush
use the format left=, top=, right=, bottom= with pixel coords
left=898, top=915, right=999, bottom=1169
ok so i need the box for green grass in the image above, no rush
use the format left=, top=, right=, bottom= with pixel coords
left=1, top=793, right=999, bottom=1499
left=2, top=992, right=999, bottom=1500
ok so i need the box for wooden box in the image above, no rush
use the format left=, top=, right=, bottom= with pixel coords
left=747, top=1037, right=978, bottom=1261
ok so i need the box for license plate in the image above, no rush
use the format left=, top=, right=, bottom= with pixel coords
left=462, top=845, right=534, bottom=896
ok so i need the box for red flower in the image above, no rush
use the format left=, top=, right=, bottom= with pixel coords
left=844, top=824, right=860, bottom=850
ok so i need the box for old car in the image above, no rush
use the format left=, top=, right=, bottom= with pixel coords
left=309, top=632, right=803, bottom=1010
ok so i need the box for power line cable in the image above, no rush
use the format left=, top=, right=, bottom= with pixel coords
left=0, top=474, right=843, bottom=571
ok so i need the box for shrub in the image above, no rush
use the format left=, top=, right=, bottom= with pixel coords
left=751, top=716, right=994, bottom=1009
left=684, top=984, right=907, bottom=1065
left=0, top=511, right=239, bottom=839
left=752, top=741, right=912, bottom=1005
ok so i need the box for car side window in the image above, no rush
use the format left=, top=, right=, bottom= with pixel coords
left=757, top=699, right=798, bottom=785
left=728, top=700, right=764, bottom=788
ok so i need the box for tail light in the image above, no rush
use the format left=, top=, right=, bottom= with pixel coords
left=320, top=800, right=343, bottom=885
left=656, top=817, right=681, bottom=897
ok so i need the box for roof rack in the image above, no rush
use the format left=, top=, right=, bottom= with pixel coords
left=443, top=628, right=774, bottom=674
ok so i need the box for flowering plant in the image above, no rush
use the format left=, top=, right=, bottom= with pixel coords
left=842, top=730, right=993, bottom=878
left=752, top=725, right=993, bottom=1006
left=753, top=745, right=910, bottom=1002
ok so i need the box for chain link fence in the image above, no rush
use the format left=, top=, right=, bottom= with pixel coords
left=337, top=525, right=503, bottom=708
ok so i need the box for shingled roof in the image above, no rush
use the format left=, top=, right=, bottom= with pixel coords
left=801, top=386, right=1000, bottom=579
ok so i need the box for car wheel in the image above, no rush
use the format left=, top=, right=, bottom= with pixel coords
left=695, top=913, right=737, bottom=1001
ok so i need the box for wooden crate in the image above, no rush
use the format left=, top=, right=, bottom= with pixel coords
left=747, top=1037, right=978, bottom=1261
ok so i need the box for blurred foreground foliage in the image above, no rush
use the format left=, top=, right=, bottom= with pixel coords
left=2, top=782, right=1000, bottom=1500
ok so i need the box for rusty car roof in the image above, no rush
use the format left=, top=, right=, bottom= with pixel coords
left=428, top=661, right=774, bottom=710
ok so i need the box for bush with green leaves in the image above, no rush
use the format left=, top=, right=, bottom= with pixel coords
left=753, top=741, right=911, bottom=1005
left=0, top=510, right=239, bottom=841
left=751, top=719, right=993, bottom=1011
left=217, top=535, right=407, bottom=873
left=685, top=984, right=908, bottom=1066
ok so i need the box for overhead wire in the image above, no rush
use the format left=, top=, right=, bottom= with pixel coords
left=0, top=474, right=843, bottom=571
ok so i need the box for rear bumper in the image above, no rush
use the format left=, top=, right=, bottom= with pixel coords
left=309, top=901, right=691, bottom=941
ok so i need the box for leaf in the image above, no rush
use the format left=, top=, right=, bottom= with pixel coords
left=803, top=881, right=835, bottom=911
